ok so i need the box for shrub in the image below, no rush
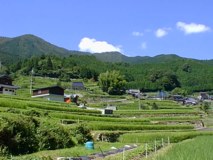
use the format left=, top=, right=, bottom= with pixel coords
left=71, top=123, right=93, bottom=144
left=0, top=116, right=39, bottom=155
left=36, top=120, right=75, bottom=150
left=0, top=115, right=76, bottom=156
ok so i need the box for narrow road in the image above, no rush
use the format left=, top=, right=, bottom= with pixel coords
left=74, top=145, right=137, bottom=160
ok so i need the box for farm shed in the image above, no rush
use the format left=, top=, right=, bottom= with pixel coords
left=101, top=109, right=113, bottom=115
left=32, top=85, right=65, bottom=102
left=71, top=82, right=85, bottom=90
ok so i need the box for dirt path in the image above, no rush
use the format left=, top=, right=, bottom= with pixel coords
left=73, top=146, right=137, bottom=160
left=196, top=127, right=213, bottom=131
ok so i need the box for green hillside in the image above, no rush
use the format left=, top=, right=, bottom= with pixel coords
left=0, top=34, right=90, bottom=63
left=0, top=76, right=212, bottom=159
left=4, top=54, right=213, bottom=93
left=0, top=36, right=11, bottom=44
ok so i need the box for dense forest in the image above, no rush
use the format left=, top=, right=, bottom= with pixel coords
left=3, top=54, right=213, bottom=94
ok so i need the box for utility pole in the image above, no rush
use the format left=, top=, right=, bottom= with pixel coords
left=138, top=89, right=141, bottom=110
left=30, top=69, right=34, bottom=94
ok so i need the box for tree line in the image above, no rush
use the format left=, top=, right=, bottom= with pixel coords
left=4, top=54, right=213, bottom=94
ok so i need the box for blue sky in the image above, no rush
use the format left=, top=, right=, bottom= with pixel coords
left=1, top=0, right=213, bottom=59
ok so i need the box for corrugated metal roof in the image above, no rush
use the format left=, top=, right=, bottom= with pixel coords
left=33, top=85, right=65, bottom=91
left=72, top=82, right=85, bottom=87
left=0, top=74, right=7, bottom=78
left=0, top=84, right=21, bottom=89
left=0, top=74, right=14, bottom=80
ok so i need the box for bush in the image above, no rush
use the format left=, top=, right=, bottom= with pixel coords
left=0, top=115, right=76, bottom=156
left=36, top=120, right=75, bottom=150
left=71, top=123, right=93, bottom=144
left=6, top=108, right=20, bottom=114
left=0, top=116, right=39, bottom=155
left=23, top=110, right=42, bottom=117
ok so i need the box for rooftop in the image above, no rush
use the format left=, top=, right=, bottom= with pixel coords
left=72, top=82, right=85, bottom=87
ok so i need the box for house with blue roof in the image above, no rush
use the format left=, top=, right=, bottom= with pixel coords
left=71, top=82, right=85, bottom=90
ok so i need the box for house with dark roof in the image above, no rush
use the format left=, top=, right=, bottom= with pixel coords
left=0, top=74, right=20, bottom=95
left=71, top=82, right=85, bottom=90
left=198, top=92, right=209, bottom=100
left=31, top=85, right=65, bottom=102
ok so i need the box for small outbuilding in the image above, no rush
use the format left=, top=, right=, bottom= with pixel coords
left=157, top=91, right=168, bottom=99
left=71, top=82, right=85, bottom=90
left=101, top=109, right=113, bottom=115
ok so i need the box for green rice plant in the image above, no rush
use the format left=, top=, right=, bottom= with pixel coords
left=0, top=97, right=101, bottom=114
left=27, top=103, right=101, bottom=114
left=118, top=131, right=213, bottom=143
left=150, top=136, right=213, bottom=160
left=0, top=98, right=28, bottom=109
left=158, top=106, right=193, bottom=109
left=114, top=109, right=199, bottom=116
left=88, top=123, right=194, bottom=131
left=150, top=116, right=200, bottom=121
left=49, top=113, right=150, bottom=123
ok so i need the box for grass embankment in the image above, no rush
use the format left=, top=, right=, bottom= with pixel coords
left=17, top=142, right=126, bottom=160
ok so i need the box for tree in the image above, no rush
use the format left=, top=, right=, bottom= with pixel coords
left=98, top=70, right=126, bottom=95
left=59, top=73, right=70, bottom=82
left=182, top=63, right=192, bottom=72
left=202, top=102, right=210, bottom=114
left=152, top=102, right=159, bottom=110
left=171, top=87, right=188, bottom=97
left=46, top=57, right=53, bottom=70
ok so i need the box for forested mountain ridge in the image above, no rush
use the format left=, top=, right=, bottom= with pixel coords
left=4, top=54, right=213, bottom=93
left=0, top=34, right=90, bottom=61
left=1, top=34, right=213, bottom=65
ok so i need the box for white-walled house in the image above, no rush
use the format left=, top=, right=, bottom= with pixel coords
left=0, top=74, right=20, bottom=95
left=31, top=85, right=65, bottom=102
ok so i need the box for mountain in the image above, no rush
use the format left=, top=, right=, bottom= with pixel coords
left=0, top=34, right=89, bottom=61
left=0, top=34, right=212, bottom=66
left=0, top=37, right=12, bottom=44
left=94, top=52, right=184, bottom=64
left=0, top=50, right=21, bottom=65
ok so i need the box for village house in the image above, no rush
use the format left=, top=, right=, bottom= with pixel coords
left=184, top=97, right=199, bottom=105
left=71, top=82, right=85, bottom=90
left=127, top=89, right=140, bottom=95
left=197, top=92, right=209, bottom=100
left=169, top=94, right=183, bottom=101
left=31, top=85, right=65, bottom=102
left=0, top=74, right=20, bottom=95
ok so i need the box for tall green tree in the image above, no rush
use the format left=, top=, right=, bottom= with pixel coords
left=46, top=56, right=53, bottom=70
left=98, top=70, right=126, bottom=94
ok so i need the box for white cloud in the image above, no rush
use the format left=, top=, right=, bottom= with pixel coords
left=176, top=22, right=210, bottom=34
left=132, top=31, right=144, bottom=36
left=78, top=37, right=122, bottom=53
left=155, top=28, right=168, bottom=37
left=141, top=42, right=147, bottom=49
